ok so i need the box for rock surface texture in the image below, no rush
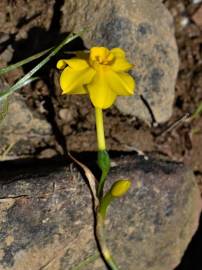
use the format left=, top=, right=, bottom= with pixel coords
left=61, top=0, right=179, bottom=124
left=0, top=93, right=54, bottom=159
left=0, top=155, right=201, bottom=270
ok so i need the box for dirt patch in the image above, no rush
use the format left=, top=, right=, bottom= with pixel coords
left=158, top=0, right=202, bottom=193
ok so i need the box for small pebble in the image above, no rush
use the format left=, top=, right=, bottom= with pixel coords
left=38, top=148, right=57, bottom=158
left=181, top=16, right=189, bottom=27
left=59, top=108, right=73, bottom=122
left=192, top=0, right=202, bottom=4
left=0, top=32, right=9, bottom=43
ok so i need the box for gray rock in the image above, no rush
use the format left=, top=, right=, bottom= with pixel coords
left=0, top=155, right=201, bottom=270
left=0, top=93, right=54, bottom=160
left=61, top=0, right=179, bottom=124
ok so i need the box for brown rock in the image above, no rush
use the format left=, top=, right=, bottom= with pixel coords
left=0, top=93, right=54, bottom=160
left=0, top=155, right=201, bottom=270
left=59, top=108, right=74, bottom=122
left=0, top=0, right=54, bottom=35
left=184, top=120, right=202, bottom=172
left=192, top=5, right=202, bottom=27
left=37, top=148, right=58, bottom=159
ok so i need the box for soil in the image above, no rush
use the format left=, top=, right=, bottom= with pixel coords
left=0, top=0, right=202, bottom=269
left=161, top=0, right=202, bottom=194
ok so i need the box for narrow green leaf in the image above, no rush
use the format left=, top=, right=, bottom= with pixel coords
left=0, top=77, right=38, bottom=101
left=0, top=31, right=81, bottom=102
left=0, top=98, right=9, bottom=123
left=70, top=252, right=99, bottom=270
left=0, top=48, right=52, bottom=76
left=192, top=101, right=202, bottom=119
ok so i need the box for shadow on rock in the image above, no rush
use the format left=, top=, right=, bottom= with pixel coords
left=175, top=213, right=202, bottom=270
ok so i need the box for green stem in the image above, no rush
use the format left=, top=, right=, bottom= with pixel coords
left=97, top=167, right=107, bottom=198
left=99, top=191, right=113, bottom=219
left=96, top=212, right=119, bottom=270
left=95, top=107, right=110, bottom=198
left=95, top=107, right=106, bottom=151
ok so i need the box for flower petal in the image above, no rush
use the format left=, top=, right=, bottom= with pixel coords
left=62, top=85, right=87, bottom=95
left=60, top=66, right=95, bottom=94
left=110, top=48, right=126, bottom=58
left=106, top=70, right=135, bottom=95
left=111, top=58, right=133, bottom=72
left=87, top=72, right=117, bottom=109
left=65, top=58, right=90, bottom=70
left=90, top=47, right=110, bottom=63
left=110, top=48, right=133, bottom=72
left=57, top=59, right=67, bottom=70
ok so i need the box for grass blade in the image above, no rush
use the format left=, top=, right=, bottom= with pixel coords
left=0, top=98, right=9, bottom=123
left=0, top=76, right=38, bottom=101
left=0, top=32, right=81, bottom=102
left=192, top=101, right=202, bottom=119
left=0, top=48, right=52, bottom=76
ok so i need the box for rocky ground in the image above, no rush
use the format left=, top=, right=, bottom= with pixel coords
left=161, top=0, right=202, bottom=193
left=0, top=155, right=200, bottom=270
left=0, top=0, right=201, bottom=189
left=0, top=0, right=202, bottom=269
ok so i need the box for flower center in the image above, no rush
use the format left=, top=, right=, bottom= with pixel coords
left=90, top=47, right=115, bottom=66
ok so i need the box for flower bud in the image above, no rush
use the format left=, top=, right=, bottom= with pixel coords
left=110, top=179, right=131, bottom=197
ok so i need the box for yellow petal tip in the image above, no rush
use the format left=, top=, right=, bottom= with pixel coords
left=57, top=60, right=66, bottom=70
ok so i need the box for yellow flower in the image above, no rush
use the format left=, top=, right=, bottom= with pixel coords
left=57, top=47, right=135, bottom=109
